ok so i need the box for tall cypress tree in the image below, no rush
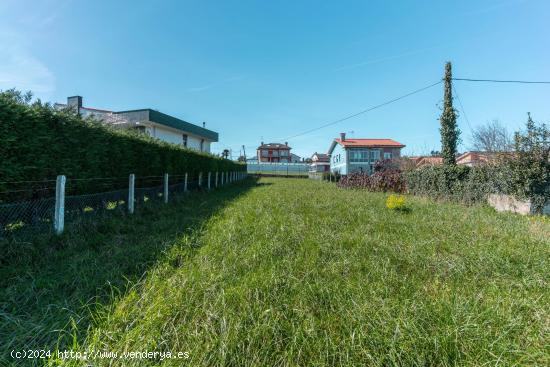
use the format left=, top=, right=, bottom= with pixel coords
left=440, top=62, right=460, bottom=165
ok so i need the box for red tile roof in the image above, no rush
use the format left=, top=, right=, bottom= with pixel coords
left=335, top=138, right=405, bottom=148
left=416, top=156, right=443, bottom=166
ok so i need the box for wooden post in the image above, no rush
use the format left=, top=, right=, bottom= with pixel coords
left=54, top=175, right=66, bottom=235
left=163, top=173, right=169, bottom=203
left=215, top=171, right=218, bottom=188
left=207, top=172, right=211, bottom=190
left=184, top=173, right=188, bottom=192
left=128, top=174, right=135, bottom=214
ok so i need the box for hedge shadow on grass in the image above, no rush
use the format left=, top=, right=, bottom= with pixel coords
left=0, top=178, right=257, bottom=366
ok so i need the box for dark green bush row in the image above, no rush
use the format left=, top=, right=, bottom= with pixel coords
left=405, top=117, right=550, bottom=211
left=405, top=165, right=495, bottom=205
left=0, top=90, right=244, bottom=200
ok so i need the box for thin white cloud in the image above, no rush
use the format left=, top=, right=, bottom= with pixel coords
left=0, top=31, right=55, bottom=95
left=334, top=47, right=434, bottom=72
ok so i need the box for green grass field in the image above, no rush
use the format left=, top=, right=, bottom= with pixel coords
left=2, top=177, right=549, bottom=366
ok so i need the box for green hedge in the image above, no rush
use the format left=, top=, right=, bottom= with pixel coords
left=405, top=165, right=495, bottom=205
left=0, top=90, right=244, bottom=199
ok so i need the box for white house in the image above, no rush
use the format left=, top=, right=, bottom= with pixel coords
left=309, top=152, right=330, bottom=173
left=55, top=96, right=218, bottom=152
left=327, top=133, right=405, bottom=175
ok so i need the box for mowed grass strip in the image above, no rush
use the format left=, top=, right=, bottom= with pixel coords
left=62, top=178, right=550, bottom=366
left=60, top=177, right=550, bottom=366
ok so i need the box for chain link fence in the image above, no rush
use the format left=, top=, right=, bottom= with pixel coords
left=0, top=171, right=246, bottom=240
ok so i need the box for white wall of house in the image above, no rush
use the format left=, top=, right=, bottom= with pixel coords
left=145, top=123, right=211, bottom=152
left=330, top=143, right=348, bottom=174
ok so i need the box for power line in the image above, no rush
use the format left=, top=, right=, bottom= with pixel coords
left=282, top=80, right=443, bottom=141
left=453, top=78, right=550, bottom=84
left=452, top=84, right=473, bottom=133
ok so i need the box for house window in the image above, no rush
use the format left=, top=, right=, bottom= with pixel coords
left=135, top=126, right=146, bottom=133
left=200, top=139, right=204, bottom=151
left=370, top=150, right=380, bottom=161
left=349, top=149, right=369, bottom=162
left=261, top=150, right=268, bottom=157
left=280, top=150, right=289, bottom=157
left=384, top=152, right=392, bottom=160
left=182, top=134, right=188, bottom=147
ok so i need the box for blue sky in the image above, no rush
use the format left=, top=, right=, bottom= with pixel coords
left=1, top=0, right=549, bottom=158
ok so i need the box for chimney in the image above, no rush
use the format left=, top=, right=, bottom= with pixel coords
left=202, top=121, right=206, bottom=128
left=340, top=132, right=346, bottom=141
left=284, top=141, right=288, bottom=146
left=67, top=96, right=82, bottom=110
left=261, top=141, right=264, bottom=145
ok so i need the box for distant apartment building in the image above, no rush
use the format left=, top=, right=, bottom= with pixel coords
left=55, top=96, right=218, bottom=152
left=328, top=133, right=405, bottom=175
left=256, top=142, right=291, bottom=163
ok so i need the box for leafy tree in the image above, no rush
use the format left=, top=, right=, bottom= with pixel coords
left=439, top=62, right=460, bottom=165
left=501, top=113, right=550, bottom=212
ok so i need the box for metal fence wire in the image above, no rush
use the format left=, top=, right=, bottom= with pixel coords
left=0, top=196, right=55, bottom=237
left=0, top=171, right=246, bottom=239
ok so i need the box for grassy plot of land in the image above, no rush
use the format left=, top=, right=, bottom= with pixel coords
left=57, top=177, right=549, bottom=366
left=0, top=182, right=254, bottom=366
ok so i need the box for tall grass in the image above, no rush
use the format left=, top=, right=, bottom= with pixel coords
left=0, top=180, right=255, bottom=366
left=3, top=178, right=549, bottom=366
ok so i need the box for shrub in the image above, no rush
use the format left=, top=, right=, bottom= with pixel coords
left=337, top=169, right=406, bottom=193
left=405, top=115, right=550, bottom=210
left=405, top=165, right=494, bottom=204
left=499, top=115, right=550, bottom=212
left=322, top=172, right=341, bottom=182
left=386, top=194, right=406, bottom=210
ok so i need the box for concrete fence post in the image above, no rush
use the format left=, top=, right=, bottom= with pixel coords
left=128, top=174, right=135, bottom=214
left=163, top=173, right=169, bottom=203
left=208, top=172, right=211, bottom=190
left=54, top=175, right=66, bottom=235
left=215, top=171, right=218, bottom=188
left=184, top=173, right=188, bottom=192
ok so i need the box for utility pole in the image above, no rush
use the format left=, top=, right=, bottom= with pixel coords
left=242, top=145, right=246, bottom=161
